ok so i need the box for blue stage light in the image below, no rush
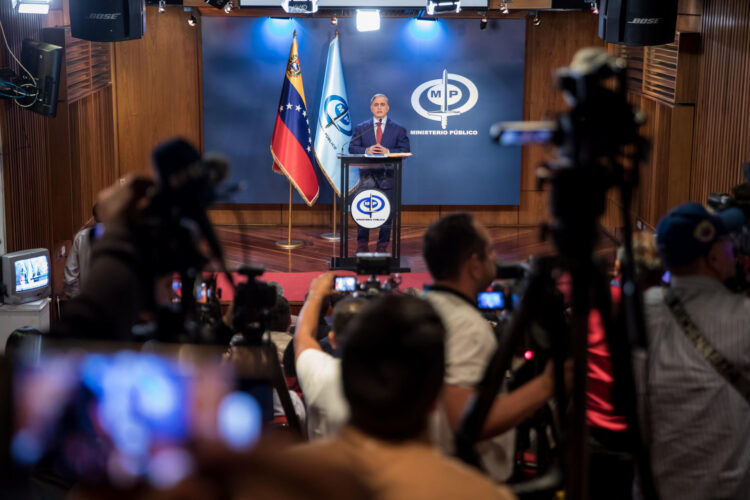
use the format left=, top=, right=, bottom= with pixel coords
left=266, top=17, right=295, bottom=37
left=412, top=18, right=439, bottom=37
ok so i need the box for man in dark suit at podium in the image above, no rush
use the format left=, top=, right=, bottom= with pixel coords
left=349, top=94, right=410, bottom=253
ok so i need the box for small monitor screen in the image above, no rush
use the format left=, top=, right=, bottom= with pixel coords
left=14, top=256, right=49, bottom=292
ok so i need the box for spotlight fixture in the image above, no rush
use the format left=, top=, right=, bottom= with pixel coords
left=12, top=0, right=51, bottom=14
left=281, top=0, right=318, bottom=14
left=158, top=0, right=166, bottom=13
left=479, top=16, right=487, bottom=30
left=188, top=13, right=198, bottom=26
left=331, top=15, right=337, bottom=26
left=532, top=14, right=541, bottom=26
left=500, top=1, right=509, bottom=15
left=426, top=0, right=460, bottom=16
left=356, top=9, right=380, bottom=32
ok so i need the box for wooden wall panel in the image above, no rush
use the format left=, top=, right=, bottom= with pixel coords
left=113, top=8, right=203, bottom=176
left=69, top=87, right=118, bottom=229
left=689, top=0, right=750, bottom=203
left=0, top=4, right=53, bottom=253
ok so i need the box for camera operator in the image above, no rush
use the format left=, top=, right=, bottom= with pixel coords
left=294, top=272, right=368, bottom=439
left=291, top=294, right=515, bottom=499
left=422, top=213, right=561, bottom=482
left=641, top=202, right=750, bottom=499
left=53, top=138, right=233, bottom=342
left=54, top=174, right=154, bottom=339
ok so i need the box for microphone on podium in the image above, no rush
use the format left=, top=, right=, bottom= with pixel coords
left=341, top=123, right=377, bottom=155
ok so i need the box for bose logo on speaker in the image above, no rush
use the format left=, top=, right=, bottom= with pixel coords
left=88, top=13, right=122, bottom=20
left=628, top=18, right=662, bottom=25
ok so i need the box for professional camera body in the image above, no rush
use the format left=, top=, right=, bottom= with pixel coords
left=708, top=163, right=750, bottom=291
left=231, top=265, right=279, bottom=345
left=332, top=255, right=403, bottom=301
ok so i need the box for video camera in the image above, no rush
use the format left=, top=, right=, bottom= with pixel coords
left=332, top=255, right=403, bottom=300
left=708, top=162, right=750, bottom=291
left=231, top=265, right=279, bottom=345
left=136, top=139, right=229, bottom=280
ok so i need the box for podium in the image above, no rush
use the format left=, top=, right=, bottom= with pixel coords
left=330, top=154, right=410, bottom=273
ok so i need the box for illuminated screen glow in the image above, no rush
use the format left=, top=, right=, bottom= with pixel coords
left=14, top=256, right=49, bottom=292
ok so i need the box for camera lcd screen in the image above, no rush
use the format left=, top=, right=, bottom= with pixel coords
left=478, top=291, right=505, bottom=310
left=335, top=276, right=357, bottom=292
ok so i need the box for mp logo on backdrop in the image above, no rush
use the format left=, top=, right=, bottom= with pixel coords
left=410, top=69, right=479, bottom=135
left=351, top=189, right=391, bottom=229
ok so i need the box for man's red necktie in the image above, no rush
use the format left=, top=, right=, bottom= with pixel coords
left=376, top=120, right=383, bottom=144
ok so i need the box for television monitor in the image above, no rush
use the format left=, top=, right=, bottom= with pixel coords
left=19, top=39, right=62, bottom=117
left=0, top=248, right=51, bottom=305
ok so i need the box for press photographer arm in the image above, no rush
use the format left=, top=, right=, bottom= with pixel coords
left=444, top=361, right=562, bottom=440
left=294, top=272, right=336, bottom=361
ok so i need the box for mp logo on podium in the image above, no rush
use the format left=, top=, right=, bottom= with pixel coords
left=351, top=189, right=391, bottom=229
left=411, top=69, right=479, bottom=130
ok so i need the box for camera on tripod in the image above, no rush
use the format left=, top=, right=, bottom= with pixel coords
left=708, top=162, right=750, bottom=290
left=332, top=256, right=402, bottom=299
left=231, top=265, right=279, bottom=345
left=708, top=163, right=750, bottom=223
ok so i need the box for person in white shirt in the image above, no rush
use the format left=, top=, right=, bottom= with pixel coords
left=63, top=204, right=100, bottom=298
left=294, top=273, right=367, bottom=439
left=423, top=212, right=558, bottom=482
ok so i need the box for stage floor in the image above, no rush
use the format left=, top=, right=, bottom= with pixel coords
left=216, top=225, right=617, bottom=274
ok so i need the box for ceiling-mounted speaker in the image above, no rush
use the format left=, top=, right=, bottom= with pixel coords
left=599, top=0, right=679, bottom=46
left=70, top=0, right=146, bottom=42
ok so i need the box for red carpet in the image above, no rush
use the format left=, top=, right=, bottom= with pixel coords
left=209, top=271, right=433, bottom=302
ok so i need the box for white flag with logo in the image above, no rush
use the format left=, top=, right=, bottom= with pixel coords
left=314, top=34, right=358, bottom=196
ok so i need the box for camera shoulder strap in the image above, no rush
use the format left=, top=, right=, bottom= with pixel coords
left=663, top=287, right=750, bottom=405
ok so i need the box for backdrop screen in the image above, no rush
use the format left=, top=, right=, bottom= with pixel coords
left=202, top=17, right=525, bottom=205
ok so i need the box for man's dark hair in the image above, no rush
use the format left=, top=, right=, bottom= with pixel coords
left=341, top=295, right=445, bottom=441
left=331, top=296, right=367, bottom=343
left=423, top=212, right=487, bottom=281
left=266, top=295, right=291, bottom=332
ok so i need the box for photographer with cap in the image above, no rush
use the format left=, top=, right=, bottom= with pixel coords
left=642, top=202, right=750, bottom=499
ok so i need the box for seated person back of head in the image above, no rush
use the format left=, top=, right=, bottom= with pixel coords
left=290, top=294, right=515, bottom=500
left=641, top=202, right=750, bottom=500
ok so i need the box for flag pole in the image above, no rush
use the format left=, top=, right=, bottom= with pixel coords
left=320, top=192, right=340, bottom=241
left=276, top=184, right=304, bottom=249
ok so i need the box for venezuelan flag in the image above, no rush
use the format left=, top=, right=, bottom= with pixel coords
left=270, top=31, right=320, bottom=206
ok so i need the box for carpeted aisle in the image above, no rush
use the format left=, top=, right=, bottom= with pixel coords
left=208, top=271, right=433, bottom=302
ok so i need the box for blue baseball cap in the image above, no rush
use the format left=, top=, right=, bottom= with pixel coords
left=656, top=203, right=745, bottom=269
